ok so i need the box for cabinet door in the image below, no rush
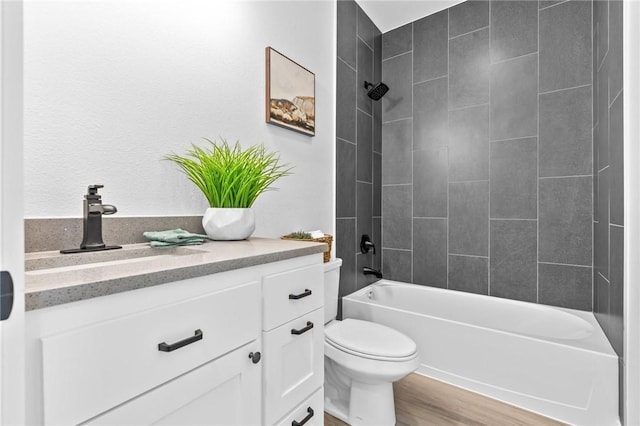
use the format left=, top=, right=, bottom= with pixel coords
left=86, top=341, right=261, bottom=426
left=263, top=308, right=324, bottom=425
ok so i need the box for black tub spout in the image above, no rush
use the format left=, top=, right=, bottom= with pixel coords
left=363, top=266, right=383, bottom=279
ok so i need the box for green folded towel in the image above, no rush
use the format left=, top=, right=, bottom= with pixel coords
left=143, top=229, right=209, bottom=248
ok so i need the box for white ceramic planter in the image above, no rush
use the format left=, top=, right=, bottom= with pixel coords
left=202, top=208, right=256, bottom=240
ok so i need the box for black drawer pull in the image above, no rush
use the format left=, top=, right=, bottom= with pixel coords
left=291, top=321, right=314, bottom=335
left=158, top=329, right=203, bottom=352
left=292, top=407, right=314, bottom=426
left=289, top=289, right=312, bottom=300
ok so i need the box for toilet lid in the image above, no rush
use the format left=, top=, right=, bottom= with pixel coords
left=325, top=319, right=417, bottom=359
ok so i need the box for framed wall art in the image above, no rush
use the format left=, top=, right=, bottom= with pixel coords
left=265, top=47, right=315, bottom=136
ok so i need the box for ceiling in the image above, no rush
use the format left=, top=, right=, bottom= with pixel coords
left=356, top=0, right=464, bottom=33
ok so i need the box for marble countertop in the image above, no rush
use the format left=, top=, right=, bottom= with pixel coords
left=25, top=238, right=327, bottom=311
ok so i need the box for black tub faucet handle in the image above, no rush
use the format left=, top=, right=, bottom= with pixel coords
left=360, top=234, right=376, bottom=255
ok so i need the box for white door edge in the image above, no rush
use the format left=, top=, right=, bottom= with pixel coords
left=0, top=1, right=25, bottom=424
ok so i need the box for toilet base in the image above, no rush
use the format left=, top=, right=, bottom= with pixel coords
left=348, top=381, right=396, bottom=425
left=325, top=362, right=396, bottom=426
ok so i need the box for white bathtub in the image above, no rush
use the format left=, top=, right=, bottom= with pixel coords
left=342, top=280, right=619, bottom=426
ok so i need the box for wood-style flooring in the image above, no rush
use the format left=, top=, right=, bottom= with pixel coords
left=324, top=373, right=566, bottom=426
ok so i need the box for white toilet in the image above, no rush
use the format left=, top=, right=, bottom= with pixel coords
left=323, top=258, right=420, bottom=425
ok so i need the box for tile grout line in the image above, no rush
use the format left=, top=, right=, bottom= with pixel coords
left=446, top=8, right=450, bottom=291
left=490, top=217, right=538, bottom=222
left=414, top=216, right=448, bottom=220
left=448, top=102, right=490, bottom=113
left=597, top=271, right=610, bottom=284
left=539, top=174, right=594, bottom=180
left=368, top=25, right=376, bottom=281
left=609, top=86, right=623, bottom=108
left=337, top=136, right=356, bottom=146
left=357, top=33, right=373, bottom=52
left=606, top=4, right=611, bottom=319
left=354, top=8, right=359, bottom=287
left=537, top=1, right=541, bottom=304
left=382, top=50, right=411, bottom=63
left=538, top=0, right=570, bottom=12
left=540, top=260, right=593, bottom=269
left=490, top=50, right=538, bottom=66
left=356, top=106, right=373, bottom=119
left=414, top=74, right=448, bottom=87
left=382, top=116, right=412, bottom=125
left=449, top=253, right=489, bottom=259
left=380, top=28, right=385, bottom=278
left=488, top=0, right=492, bottom=297
left=382, top=183, right=412, bottom=187
left=490, top=135, right=538, bottom=144
left=449, top=179, right=490, bottom=184
left=338, top=55, right=357, bottom=73
left=539, top=83, right=593, bottom=97
left=448, top=25, right=489, bottom=41
left=411, top=21, right=415, bottom=284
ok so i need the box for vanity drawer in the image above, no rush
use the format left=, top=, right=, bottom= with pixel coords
left=262, top=263, right=323, bottom=331
left=274, top=387, right=324, bottom=426
left=263, top=307, right=324, bottom=425
left=41, top=280, right=260, bottom=426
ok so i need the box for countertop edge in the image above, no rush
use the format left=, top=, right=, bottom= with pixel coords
left=25, top=241, right=327, bottom=311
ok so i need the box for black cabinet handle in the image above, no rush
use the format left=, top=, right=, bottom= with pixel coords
left=291, top=321, right=314, bottom=335
left=289, top=289, right=312, bottom=300
left=158, top=329, right=203, bottom=352
left=292, top=407, right=314, bottom=426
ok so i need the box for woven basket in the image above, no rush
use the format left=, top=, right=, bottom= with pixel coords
left=281, top=234, right=333, bottom=263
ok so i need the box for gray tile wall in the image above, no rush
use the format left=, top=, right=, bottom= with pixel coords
left=593, top=0, right=624, bottom=421
left=380, top=0, right=595, bottom=311
left=337, top=2, right=623, bottom=420
left=336, top=0, right=382, bottom=313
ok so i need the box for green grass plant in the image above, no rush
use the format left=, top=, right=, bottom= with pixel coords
left=165, top=138, right=292, bottom=208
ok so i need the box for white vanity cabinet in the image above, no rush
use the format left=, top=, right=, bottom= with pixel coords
left=262, top=263, right=325, bottom=425
left=25, top=252, right=324, bottom=426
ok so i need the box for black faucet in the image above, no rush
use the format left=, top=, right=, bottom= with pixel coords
left=360, top=234, right=376, bottom=254
left=363, top=266, right=383, bottom=279
left=60, top=185, right=122, bottom=254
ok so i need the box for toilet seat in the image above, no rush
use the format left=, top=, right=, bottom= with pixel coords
left=325, top=319, right=417, bottom=361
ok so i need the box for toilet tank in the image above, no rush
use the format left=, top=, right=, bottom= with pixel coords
left=323, top=258, right=342, bottom=323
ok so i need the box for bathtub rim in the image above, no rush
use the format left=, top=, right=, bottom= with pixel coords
left=344, top=280, right=617, bottom=358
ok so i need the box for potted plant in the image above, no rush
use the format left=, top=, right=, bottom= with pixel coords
left=281, top=230, right=333, bottom=262
left=165, top=138, right=292, bottom=240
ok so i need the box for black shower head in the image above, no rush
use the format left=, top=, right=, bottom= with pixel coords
left=364, top=81, right=389, bottom=101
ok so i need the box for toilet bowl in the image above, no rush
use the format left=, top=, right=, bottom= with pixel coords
left=323, top=259, right=419, bottom=426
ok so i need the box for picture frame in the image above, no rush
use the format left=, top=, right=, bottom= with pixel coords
left=265, top=47, right=315, bottom=136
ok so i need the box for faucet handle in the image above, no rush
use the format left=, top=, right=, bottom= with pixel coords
left=87, top=184, right=104, bottom=196
left=360, top=234, right=376, bottom=255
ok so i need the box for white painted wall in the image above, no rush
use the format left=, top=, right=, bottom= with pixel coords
left=24, top=0, right=336, bottom=238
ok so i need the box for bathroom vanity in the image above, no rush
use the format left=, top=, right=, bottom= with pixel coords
left=23, top=238, right=326, bottom=426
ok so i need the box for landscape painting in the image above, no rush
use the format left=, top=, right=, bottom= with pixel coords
left=265, top=47, right=315, bottom=136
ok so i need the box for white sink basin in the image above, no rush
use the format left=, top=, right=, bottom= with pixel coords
left=26, top=246, right=207, bottom=272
